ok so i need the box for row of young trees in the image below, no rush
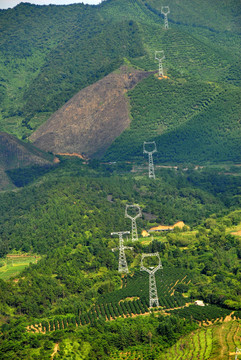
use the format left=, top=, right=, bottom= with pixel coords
left=30, top=298, right=149, bottom=333
left=167, top=304, right=233, bottom=323
left=104, top=75, right=241, bottom=164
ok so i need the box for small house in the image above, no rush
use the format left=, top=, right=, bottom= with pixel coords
left=194, top=300, right=205, bottom=306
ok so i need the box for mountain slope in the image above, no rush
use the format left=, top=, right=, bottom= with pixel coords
left=103, top=76, right=241, bottom=163
left=0, top=0, right=240, bottom=140
left=143, top=0, right=241, bottom=33
left=0, top=132, right=56, bottom=190
left=0, top=2, right=144, bottom=138
left=30, top=67, right=152, bottom=158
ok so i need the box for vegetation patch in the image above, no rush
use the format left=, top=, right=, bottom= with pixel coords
left=0, top=254, right=40, bottom=281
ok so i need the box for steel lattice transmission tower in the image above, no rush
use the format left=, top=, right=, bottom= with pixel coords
left=235, top=348, right=241, bottom=360
left=143, top=141, right=157, bottom=179
left=111, top=231, right=133, bottom=273
left=161, top=6, right=170, bottom=29
left=155, top=51, right=165, bottom=77
left=125, top=204, right=142, bottom=242
left=140, top=253, right=163, bottom=308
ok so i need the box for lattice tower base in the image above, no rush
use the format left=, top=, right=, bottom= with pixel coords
left=149, top=273, right=159, bottom=307
left=148, top=153, right=155, bottom=179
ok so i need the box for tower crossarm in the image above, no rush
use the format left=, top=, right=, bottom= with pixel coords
left=111, top=231, right=130, bottom=237
left=125, top=205, right=142, bottom=220
left=113, top=246, right=133, bottom=252
left=161, top=6, right=170, bottom=15
left=140, top=253, right=163, bottom=274
left=161, top=6, right=170, bottom=29
left=143, top=141, right=157, bottom=155
left=125, top=205, right=142, bottom=242
left=142, top=252, right=160, bottom=259
left=140, top=266, right=152, bottom=274
left=124, top=246, right=133, bottom=250
left=140, top=263, right=162, bottom=275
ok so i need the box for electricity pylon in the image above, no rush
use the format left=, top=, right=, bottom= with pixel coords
left=111, top=231, right=132, bottom=273
left=235, top=348, right=241, bottom=360
left=143, top=141, right=157, bottom=179
left=155, top=51, right=165, bottom=77
left=125, top=204, right=142, bottom=242
left=140, top=253, right=163, bottom=308
left=161, top=6, right=170, bottom=29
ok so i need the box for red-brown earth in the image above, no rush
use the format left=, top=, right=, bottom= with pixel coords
left=30, top=67, right=153, bottom=158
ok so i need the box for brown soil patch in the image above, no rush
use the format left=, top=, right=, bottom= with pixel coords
left=158, top=75, right=169, bottom=80
left=7, top=254, right=33, bottom=258
left=224, top=312, right=234, bottom=322
left=51, top=343, right=59, bottom=359
left=218, top=325, right=226, bottom=359
left=119, top=297, right=140, bottom=303
left=56, top=152, right=86, bottom=160
left=170, top=280, right=179, bottom=296
left=30, top=67, right=153, bottom=158
left=231, top=230, right=241, bottom=236
left=169, top=276, right=187, bottom=296
left=27, top=324, right=45, bottom=334
left=53, top=157, right=60, bottom=163
left=201, top=320, right=213, bottom=326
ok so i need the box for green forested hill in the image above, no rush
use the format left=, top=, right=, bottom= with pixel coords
left=0, top=2, right=241, bottom=358
left=0, top=158, right=241, bottom=358
left=103, top=76, right=241, bottom=163
left=144, top=0, right=241, bottom=33
left=0, top=0, right=240, bottom=160
left=0, top=1, right=145, bottom=137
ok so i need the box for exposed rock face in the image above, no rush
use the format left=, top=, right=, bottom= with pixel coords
left=30, top=67, right=152, bottom=158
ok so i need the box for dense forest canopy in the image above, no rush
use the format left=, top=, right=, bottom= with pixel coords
left=0, top=0, right=240, bottom=163
left=1, top=158, right=241, bottom=358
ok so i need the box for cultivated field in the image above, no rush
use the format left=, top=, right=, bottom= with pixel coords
left=110, top=320, right=241, bottom=360
left=0, top=254, right=40, bottom=281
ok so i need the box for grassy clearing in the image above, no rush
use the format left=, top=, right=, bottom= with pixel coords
left=0, top=255, right=40, bottom=280
left=229, top=223, right=241, bottom=237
